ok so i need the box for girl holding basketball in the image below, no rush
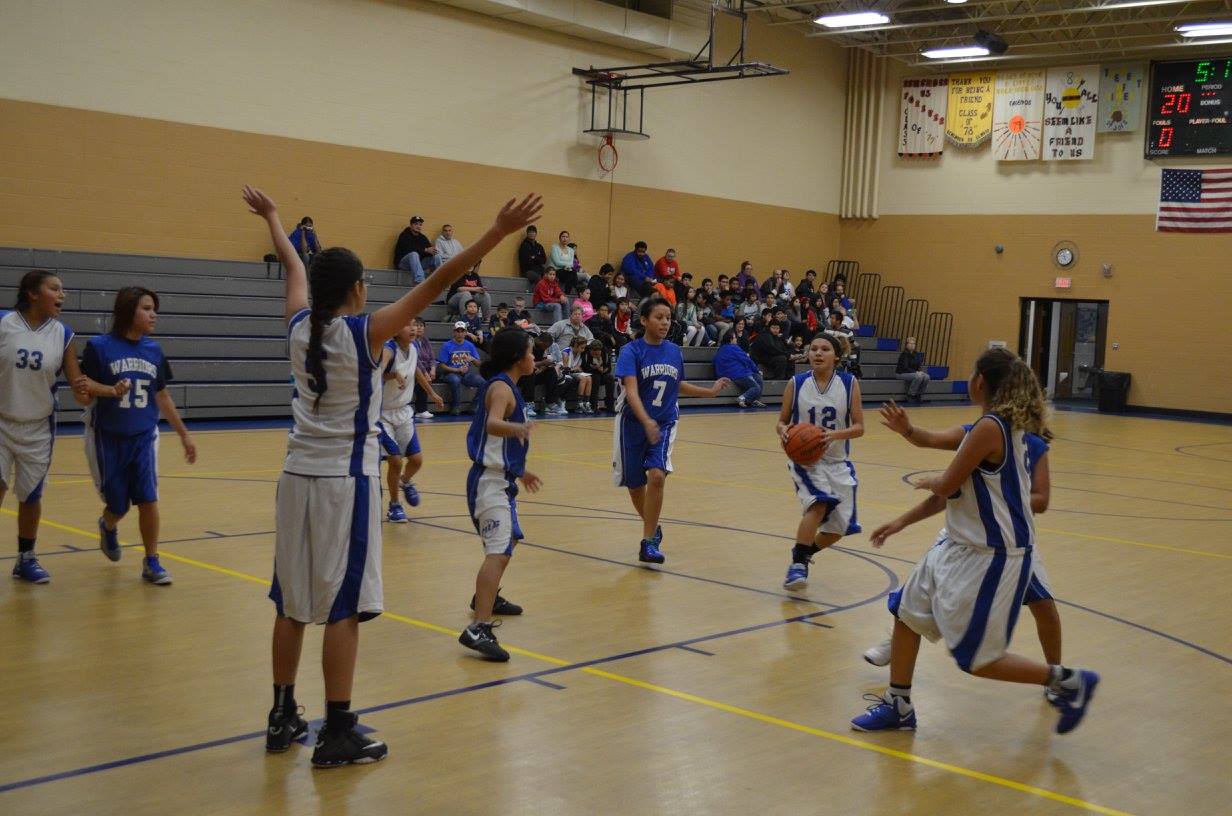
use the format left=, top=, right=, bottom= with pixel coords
left=850, top=348, right=1098, bottom=735
left=613, top=297, right=729, bottom=564
left=778, top=332, right=864, bottom=590
left=244, top=184, right=541, bottom=767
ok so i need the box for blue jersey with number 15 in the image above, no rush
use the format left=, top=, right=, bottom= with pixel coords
left=82, top=334, right=172, bottom=437
left=614, top=338, right=684, bottom=425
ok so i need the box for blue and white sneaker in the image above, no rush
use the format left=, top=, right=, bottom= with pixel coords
left=400, top=481, right=421, bottom=508
left=387, top=503, right=409, bottom=523
left=638, top=539, right=665, bottom=564
left=1053, top=669, right=1100, bottom=734
left=851, top=693, right=916, bottom=732
left=142, top=556, right=173, bottom=586
left=12, top=554, right=51, bottom=584
left=783, top=561, right=809, bottom=589
left=651, top=525, right=663, bottom=546
left=98, top=518, right=121, bottom=562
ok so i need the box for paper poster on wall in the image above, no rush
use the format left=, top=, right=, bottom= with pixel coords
left=1097, top=63, right=1146, bottom=132
left=898, top=76, right=948, bottom=157
left=992, top=69, right=1045, bottom=160
left=945, top=72, right=995, bottom=147
left=1043, top=65, right=1099, bottom=160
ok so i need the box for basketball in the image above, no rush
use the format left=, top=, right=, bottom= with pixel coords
left=784, top=423, right=827, bottom=466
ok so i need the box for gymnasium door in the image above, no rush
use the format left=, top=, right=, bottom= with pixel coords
left=1018, top=299, right=1109, bottom=400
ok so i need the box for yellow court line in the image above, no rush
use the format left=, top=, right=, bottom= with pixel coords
left=4, top=508, right=1133, bottom=815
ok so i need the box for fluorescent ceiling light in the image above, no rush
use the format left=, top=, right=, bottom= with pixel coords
left=815, top=11, right=890, bottom=28
left=1104, top=1, right=1184, bottom=8
left=944, top=0, right=968, bottom=4
left=921, top=45, right=990, bottom=59
left=1177, top=22, right=1232, bottom=36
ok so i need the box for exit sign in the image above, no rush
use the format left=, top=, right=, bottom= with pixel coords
left=1054, top=277, right=1073, bottom=289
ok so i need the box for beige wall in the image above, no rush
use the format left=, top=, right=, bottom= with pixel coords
left=0, top=0, right=846, bottom=213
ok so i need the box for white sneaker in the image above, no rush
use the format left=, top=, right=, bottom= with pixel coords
left=862, top=637, right=892, bottom=667
left=416, top=411, right=434, bottom=420
left=555, top=402, right=569, bottom=415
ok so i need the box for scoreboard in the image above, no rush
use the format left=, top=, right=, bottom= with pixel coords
left=1145, top=58, right=1232, bottom=157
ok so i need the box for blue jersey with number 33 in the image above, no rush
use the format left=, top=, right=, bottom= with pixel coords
left=614, top=338, right=684, bottom=426
left=82, top=334, right=172, bottom=437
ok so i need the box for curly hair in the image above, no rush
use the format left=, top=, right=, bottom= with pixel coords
left=974, top=347, right=1053, bottom=440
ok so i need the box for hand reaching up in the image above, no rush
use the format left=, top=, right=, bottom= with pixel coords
left=494, top=194, right=544, bottom=237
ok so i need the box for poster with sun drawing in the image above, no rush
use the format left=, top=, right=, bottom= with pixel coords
left=993, top=69, right=1044, bottom=160
left=898, top=76, right=948, bottom=157
left=1043, top=65, right=1099, bottom=160
left=945, top=72, right=995, bottom=147
left=1097, top=63, right=1145, bottom=132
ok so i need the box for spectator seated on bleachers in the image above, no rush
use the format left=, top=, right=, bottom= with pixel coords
left=573, top=287, right=596, bottom=322
left=559, top=336, right=594, bottom=413
left=759, top=269, right=784, bottom=301
left=435, top=223, right=464, bottom=267
left=737, top=289, right=761, bottom=322
left=620, top=241, right=654, bottom=297
left=582, top=340, right=616, bottom=414
left=896, top=336, right=931, bottom=404
left=288, top=217, right=321, bottom=266
left=460, top=299, right=488, bottom=351
left=488, top=302, right=512, bottom=337
left=506, top=295, right=538, bottom=335
left=778, top=269, right=795, bottom=302
left=796, top=269, right=817, bottom=301
left=412, top=317, right=437, bottom=419
left=675, top=288, right=707, bottom=347
left=585, top=303, right=617, bottom=351
left=548, top=306, right=594, bottom=347
left=533, top=268, right=568, bottom=324
left=541, top=335, right=572, bottom=416
left=610, top=271, right=629, bottom=303
left=655, top=248, right=681, bottom=283
left=435, top=322, right=485, bottom=415
left=394, top=215, right=439, bottom=283
left=548, top=230, right=578, bottom=293
left=714, top=329, right=765, bottom=409
left=518, top=225, right=547, bottom=287
left=446, top=261, right=491, bottom=319
left=589, top=264, right=614, bottom=310
left=612, top=299, right=635, bottom=347
left=729, top=316, right=750, bottom=351
left=749, top=321, right=793, bottom=380
left=824, top=319, right=863, bottom=378
left=734, top=261, right=757, bottom=291
left=518, top=334, right=562, bottom=417
left=650, top=278, right=677, bottom=307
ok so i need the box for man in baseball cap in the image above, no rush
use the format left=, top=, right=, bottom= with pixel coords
left=437, top=320, right=485, bottom=415
left=393, top=215, right=439, bottom=284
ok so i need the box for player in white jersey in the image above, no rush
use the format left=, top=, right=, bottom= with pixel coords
left=777, top=333, right=864, bottom=590
left=851, top=348, right=1099, bottom=736
left=862, top=402, right=1065, bottom=700
left=377, top=319, right=443, bottom=523
left=244, top=185, right=542, bottom=767
left=1, top=271, right=88, bottom=584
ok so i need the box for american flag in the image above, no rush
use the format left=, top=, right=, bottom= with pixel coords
left=1156, top=168, right=1232, bottom=233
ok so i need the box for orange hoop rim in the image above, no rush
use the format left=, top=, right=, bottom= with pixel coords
left=598, top=134, right=619, bottom=172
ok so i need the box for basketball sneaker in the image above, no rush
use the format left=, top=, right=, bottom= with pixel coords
left=638, top=539, right=665, bottom=564
left=400, top=481, right=421, bottom=507
left=99, top=517, right=121, bottom=562
left=459, top=621, right=510, bottom=661
left=737, top=397, right=748, bottom=408
left=751, top=400, right=768, bottom=408
left=12, top=554, right=50, bottom=584
left=266, top=705, right=309, bottom=752
left=862, top=637, right=892, bottom=667
left=470, top=592, right=523, bottom=616
left=783, top=561, right=809, bottom=589
left=652, top=525, right=663, bottom=545
left=387, top=502, right=409, bottom=523
left=851, top=693, right=916, bottom=732
left=1053, top=669, right=1100, bottom=734
left=142, top=556, right=173, bottom=585
left=311, top=711, right=388, bottom=767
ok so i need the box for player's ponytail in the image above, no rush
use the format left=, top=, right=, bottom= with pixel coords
left=481, top=328, right=531, bottom=379
left=14, top=270, right=58, bottom=313
left=975, top=347, right=1053, bottom=440
left=304, top=247, right=365, bottom=412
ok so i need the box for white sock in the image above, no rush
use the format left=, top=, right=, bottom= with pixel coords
left=887, top=685, right=913, bottom=710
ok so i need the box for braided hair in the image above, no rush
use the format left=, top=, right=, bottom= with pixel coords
left=14, top=270, right=58, bottom=312
left=974, top=347, right=1053, bottom=440
left=304, top=247, right=365, bottom=411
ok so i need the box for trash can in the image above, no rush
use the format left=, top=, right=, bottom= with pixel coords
left=1094, top=370, right=1131, bottom=412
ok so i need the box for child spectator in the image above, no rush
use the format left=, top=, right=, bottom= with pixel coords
left=582, top=340, right=616, bottom=413
left=519, top=334, right=562, bottom=417
left=560, top=336, right=593, bottom=413
left=586, top=302, right=617, bottom=351
left=461, top=299, right=488, bottom=350
left=738, top=289, right=761, bottom=322
left=507, top=295, right=537, bottom=334
left=611, top=272, right=629, bottom=302
left=895, top=336, right=931, bottom=404
left=489, top=302, right=512, bottom=337
left=675, top=288, right=706, bottom=347
left=797, top=269, right=817, bottom=300
left=412, top=317, right=437, bottom=419
left=651, top=277, right=677, bottom=307
left=574, top=287, right=596, bottom=321
left=713, top=329, right=764, bottom=408
left=730, top=316, right=750, bottom=351
left=447, top=262, right=491, bottom=319
left=613, top=299, right=635, bottom=347
left=589, top=264, right=614, bottom=310
left=533, top=268, right=568, bottom=324
left=750, top=321, right=793, bottom=379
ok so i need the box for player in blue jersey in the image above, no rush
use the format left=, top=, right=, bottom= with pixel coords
left=2, top=270, right=89, bottom=584
left=77, top=287, right=196, bottom=586
left=245, top=185, right=541, bottom=767
left=458, top=328, right=540, bottom=662
left=777, top=332, right=864, bottom=590
left=862, top=402, right=1064, bottom=699
left=851, top=348, right=1098, bottom=736
left=613, top=297, right=729, bottom=564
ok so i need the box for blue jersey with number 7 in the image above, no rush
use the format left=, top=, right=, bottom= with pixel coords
left=81, top=334, right=172, bottom=437
left=615, top=337, right=684, bottom=425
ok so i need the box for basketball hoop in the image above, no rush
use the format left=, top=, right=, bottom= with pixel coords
left=597, top=133, right=619, bottom=173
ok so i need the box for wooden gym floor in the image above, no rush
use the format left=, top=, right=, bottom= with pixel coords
left=2, top=405, right=1230, bottom=815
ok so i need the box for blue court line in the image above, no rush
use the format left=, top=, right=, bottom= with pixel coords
left=0, top=570, right=894, bottom=794
left=524, top=677, right=567, bottom=690
left=675, top=644, right=714, bottom=656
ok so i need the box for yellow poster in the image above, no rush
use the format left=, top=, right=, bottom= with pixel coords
left=945, top=72, right=995, bottom=147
